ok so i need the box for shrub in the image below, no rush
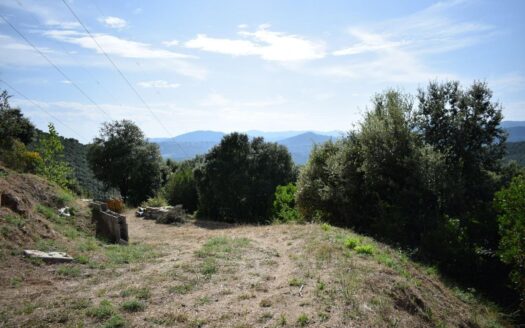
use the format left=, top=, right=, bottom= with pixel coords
left=142, top=195, right=167, bottom=208
left=0, top=140, right=43, bottom=173
left=272, top=183, right=301, bottom=223
left=121, top=299, right=145, bottom=312
left=495, top=175, right=525, bottom=311
left=163, top=164, right=199, bottom=213
left=106, top=198, right=124, bottom=213
left=344, top=237, right=360, bottom=249
left=355, top=244, right=375, bottom=255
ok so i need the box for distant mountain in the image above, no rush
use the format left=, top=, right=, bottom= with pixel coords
left=153, top=130, right=337, bottom=163
left=277, top=132, right=333, bottom=164
left=505, top=126, right=525, bottom=142
left=505, top=141, right=525, bottom=165
left=501, top=121, right=525, bottom=128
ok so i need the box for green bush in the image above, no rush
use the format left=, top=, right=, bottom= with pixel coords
left=344, top=237, right=360, bottom=249
left=272, top=183, right=301, bottom=223
left=495, top=175, right=525, bottom=311
left=163, top=164, right=198, bottom=212
left=142, top=194, right=167, bottom=208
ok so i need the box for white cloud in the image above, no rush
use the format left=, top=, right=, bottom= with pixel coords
left=200, top=92, right=287, bottom=108
left=185, top=25, right=325, bottom=62
left=162, top=39, right=179, bottom=47
left=45, top=19, right=81, bottom=30
left=138, top=80, right=180, bottom=89
left=238, top=24, right=248, bottom=29
left=44, top=30, right=194, bottom=60
left=99, top=16, right=127, bottom=29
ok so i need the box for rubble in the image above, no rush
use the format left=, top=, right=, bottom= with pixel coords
left=58, top=207, right=71, bottom=217
left=143, top=205, right=187, bottom=224
left=90, top=201, right=129, bottom=244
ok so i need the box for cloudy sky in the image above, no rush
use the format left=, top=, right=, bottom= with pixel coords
left=0, top=0, right=524, bottom=143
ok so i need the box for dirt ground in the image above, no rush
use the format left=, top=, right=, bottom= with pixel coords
left=0, top=206, right=506, bottom=328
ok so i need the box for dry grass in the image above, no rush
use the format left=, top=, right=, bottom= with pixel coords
left=0, top=168, right=508, bottom=327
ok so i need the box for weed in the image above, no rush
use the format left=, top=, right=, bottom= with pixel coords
left=121, top=299, right=145, bottom=312
left=316, top=280, right=326, bottom=292
left=103, top=314, right=126, bottom=328
left=196, top=296, right=211, bottom=305
left=105, top=243, right=157, bottom=265
left=149, top=312, right=188, bottom=325
left=120, top=286, right=151, bottom=300
left=318, top=312, right=329, bottom=322
left=344, top=237, right=361, bottom=249
left=321, top=223, right=331, bottom=231
left=56, top=189, right=74, bottom=207
left=36, top=204, right=65, bottom=224
left=258, top=312, right=273, bottom=323
left=9, top=276, right=22, bottom=287
left=75, top=255, right=89, bottom=264
left=297, top=313, right=309, bottom=326
left=355, top=244, right=375, bottom=255
left=289, top=277, right=304, bottom=287
left=259, top=298, right=272, bottom=307
left=56, top=265, right=81, bottom=278
left=201, top=257, right=218, bottom=276
left=3, top=214, right=25, bottom=227
left=86, top=300, right=115, bottom=320
left=196, top=236, right=251, bottom=258
left=278, top=314, right=287, bottom=326
left=169, top=283, right=194, bottom=295
left=189, top=318, right=206, bottom=328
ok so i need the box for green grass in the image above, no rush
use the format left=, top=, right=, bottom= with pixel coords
left=297, top=313, right=309, bottom=326
left=56, top=189, right=75, bottom=207
left=2, top=214, right=25, bottom=227
left=121, top=299, right=145, bottom=312
left=354, top=244, right=375, bottom=255
left=343, top=237, right=361, bottom=249
left=201, top=258, right=218, bottom=276
left=196, top=236, right=251, bottom=258
left=105, top=243, right=158, bottom=265
left=169, top=283, right=194, bottom=295
left=321, top=223, right=331, bottom=231
left=103, top=314, right=126, bottom=328
left=288, top=277, right=304, bottom=287
left=36, top=204, right=66, bottom=224
left=35, top=238, right=65, bottom=252
left=56, top=265, right=81, bottom=278
left=120, top=287, right=151, bottom=300
left=86, top=300, right=115, bottom=320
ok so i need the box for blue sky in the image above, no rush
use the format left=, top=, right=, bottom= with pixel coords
left=1, top=0, right=524, bottom=143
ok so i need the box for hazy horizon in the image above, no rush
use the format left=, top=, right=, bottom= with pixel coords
left=1, top=0, right=524, bottom=143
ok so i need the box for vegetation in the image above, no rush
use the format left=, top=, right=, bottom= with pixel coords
left=195, top=133, right=294, bottom=223
left=87, top=120, right=163, bottom=205
left=162, top=158, right=200, bottom=212
left=35, top=123, right=73, bottom=188
left=494, top=175, right=525, bottom=311
left=297, top=81, right=517, bottom=306
left=272, top=183, right=301, bottom=223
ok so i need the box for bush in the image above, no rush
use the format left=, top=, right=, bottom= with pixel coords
left=272, top=183, right=301, bottom=223
left=163, top=164, right=198, bottom=212
left=106, top=198, right=124, bottom=213
left=495, top=175, right=525, bottom=311
left=142, top=195, right=167, bottom=208
left=0, top=140, right=43, bottom=173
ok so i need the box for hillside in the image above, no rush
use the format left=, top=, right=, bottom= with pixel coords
left=0, top=167, right=506, bottom=327
left=278, top=132, right=333, bottom=164
left=505, top=141, right=525, bottom=165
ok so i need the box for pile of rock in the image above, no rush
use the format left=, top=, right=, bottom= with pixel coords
left=142, top=205, right=187, bottom=224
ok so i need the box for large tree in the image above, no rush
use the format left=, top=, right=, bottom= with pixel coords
left=0, top=90, right=35, bottom=147
left=195, top=133, right=294, bottom=223
left=87, top=120, right=162, bottom=205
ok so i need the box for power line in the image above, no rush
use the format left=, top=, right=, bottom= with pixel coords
left=60, top=0, right=189, bottom=157
left=0, top=14, right=113, bottom=121
left=14, top=0, right=126, bottom=111
left=0, top=78, right=85, bottom=140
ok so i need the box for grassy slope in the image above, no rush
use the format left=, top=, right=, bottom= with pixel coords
left=0, top=167, right=508, bottom=327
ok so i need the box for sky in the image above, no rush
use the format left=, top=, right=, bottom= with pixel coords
left=0, top=0, right=524, bottom=143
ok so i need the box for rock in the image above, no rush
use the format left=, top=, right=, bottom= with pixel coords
left=58, top=207, right=71, bottom=217
left=156, top=205, right=187, bottom=224
left=135, top=207, right=145, bottom=217
left=0, top=191, right=27, bottom=214
left=144, top=206, right=171, bottom=220
left=24, top=250, right=74, bottom=263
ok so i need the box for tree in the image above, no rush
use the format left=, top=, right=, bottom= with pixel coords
left=0, top=90, right=35, bottom=147
left=495, top=175, right=525, bottom=312
left=195, top=133, right=294, bottom=223
left=163, top=164, right=199, bottom=213
left=87, top=120, right=162, bottom=205
left=36, top=123, right=72, bottom=188
left=272, top=183, right=301, bottom=223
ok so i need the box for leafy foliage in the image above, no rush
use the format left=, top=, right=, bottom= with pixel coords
left=36, top=123, right=73, bottom=188
left=272, top=183, right=301, bottom=223
left=163, top=158, right=200, bottom=212
left=195, top=133, right=294, bottom=223
left=296, top=82, right=516, bottom=305
left=495, top=175, right=525, bottom=311
left=87, top=120, right=162, bottom=205
left=0, top=90, right=35, bottom=147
